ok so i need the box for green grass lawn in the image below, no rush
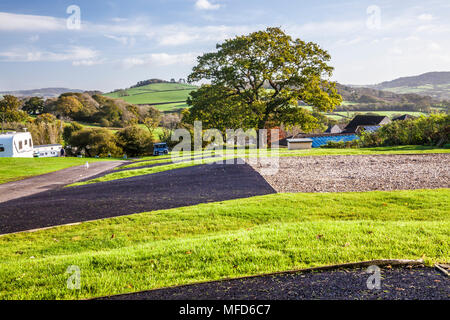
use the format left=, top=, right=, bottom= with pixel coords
left=103, top=83, right=197, bottom=108
left=71, top=146, right=450, bottom=186
left=0, top=158, right=116, bottom=185
left=0, top=189, right=448, bottom=300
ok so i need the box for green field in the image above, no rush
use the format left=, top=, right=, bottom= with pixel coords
left=70, top=146, right=450, bottom=186
left=380, top=83, right=450, bottom=100
left=0, top=158, right=114, bottom=185
left=0, top=188, right=448, bottom=299
left=104, top=83, right=197, bottom=111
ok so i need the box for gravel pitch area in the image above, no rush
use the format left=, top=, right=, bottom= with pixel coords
left=0, top=162, right=275, bottom=235
left=250, top=154, right=450, bottom=193
left=100, top=266, right=449, bottom=300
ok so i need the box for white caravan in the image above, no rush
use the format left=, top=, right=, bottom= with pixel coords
left=33, top=144, right=63, bottom=158
left=0, top=132, right=34, bottom=158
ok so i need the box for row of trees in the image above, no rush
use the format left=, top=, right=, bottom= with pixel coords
left=0, top=92, right=165, bottom=129
left=1, top=92, right=181, bottom=157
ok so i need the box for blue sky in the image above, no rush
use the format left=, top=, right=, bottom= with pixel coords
left=0, top=0, right=449, bottom=92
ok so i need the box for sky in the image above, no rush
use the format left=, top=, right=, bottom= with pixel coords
left=0, top=0, right=449, bottom=92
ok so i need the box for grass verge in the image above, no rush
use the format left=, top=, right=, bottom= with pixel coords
left=0, top=189, right=448, bottom=299
left=0, top=158, right=116, bottom=185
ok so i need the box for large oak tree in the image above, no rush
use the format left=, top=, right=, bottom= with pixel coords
left=186, top=27, right=342, bottom=144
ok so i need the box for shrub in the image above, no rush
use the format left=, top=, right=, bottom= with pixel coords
left=360, top=114, right=449, bottom=147
left=321, top=140, right=360, bottom=149
left=63, top=122, right=83, bottom=144
left=116, top=125, right=153, bottom=157
left=68, top=128, right=122, bottom=157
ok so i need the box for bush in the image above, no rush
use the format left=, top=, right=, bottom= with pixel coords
left=63, top=122, right=84, bottom=144
left=68, top=128, right=122, bottom=157
left=321, top=140, right=360, bottom=149
left=116, top=125, right=153, bottom=157
left=360, top=114, right=449, bottom=147
left=99, top=118, right=111, bottom=127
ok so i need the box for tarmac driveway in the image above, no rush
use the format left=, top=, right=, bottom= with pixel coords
left=0, top=163, right=275, bottom=235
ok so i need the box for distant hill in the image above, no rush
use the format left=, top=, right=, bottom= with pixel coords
left=104, top=80, right=197, bottom=112
left=365, top=72, right=450, bottom=101
left=336, top=83, right=438, bottom=105
left=0, top=87, right=84, bottom=99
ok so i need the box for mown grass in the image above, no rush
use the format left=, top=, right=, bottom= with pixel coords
left=103, top=83, right=197, bottom=108
left=72, top=146, right=450, bottom=186
left=0, top=189, right=448, bottom=300
left=0, top=158, right=115, bottom=185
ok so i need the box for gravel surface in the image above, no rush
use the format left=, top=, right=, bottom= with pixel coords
left=100, top=265, right=449, bottom=300
left=250, top=154, right=450, bottom=193
left=0, top=163, right=275, bottom=235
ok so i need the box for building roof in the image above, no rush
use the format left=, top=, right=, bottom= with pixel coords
left=393, top=114, right=415, bottom=121
left=287, top=138, right=313, bottom=143
left=324, top=124, right=343, bottom=133
left=355, top=125, right=382, bottom=133
left=34, top=144, right=63, bottom=148
left=344, top=115, right=390, bottom=133
left=0, top=132, right=31, bottom=141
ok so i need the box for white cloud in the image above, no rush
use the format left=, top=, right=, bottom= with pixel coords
left=418, top=13, right=434, bottom=21
left=0, top=46, right=100, bottom=65
left=158, top=32, right=199, bottom=46
left=105, top=35, right=136, bottom=46
left=122, top=53, right=198, bottom=68
left=29, top=35, right=40, bottom=43
left=195, top=0, right=221, bottom=11
left=428, top=42, right=441, bottom=51
left=0, top=12, right=65, bottom=31
left=72, top=59, right=104, bottom=66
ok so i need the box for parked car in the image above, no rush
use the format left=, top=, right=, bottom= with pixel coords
left=153, top=143, right=169, bottom=156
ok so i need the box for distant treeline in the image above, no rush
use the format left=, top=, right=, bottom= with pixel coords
left=130, top=79, right=169, bottom=89
left=335, top=103, right=448, bottom=113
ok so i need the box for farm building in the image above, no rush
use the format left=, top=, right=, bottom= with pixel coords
left=324, top=124, right=343, bottom=134
left=0, top=132, right=34, bottom=158
left=393, top=114, right=416, bottom=121
left=287, top=138, right=313, bottom=150
left=280, top=115, right=390, bottom=148
left=343, top=115, right=391, bottom=133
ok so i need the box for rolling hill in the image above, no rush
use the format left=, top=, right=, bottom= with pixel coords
left=367, top=72, right=450, bottom=101
left=0, top=87, right=84, bottom=99
left=104, top=81, right=197, bottom=112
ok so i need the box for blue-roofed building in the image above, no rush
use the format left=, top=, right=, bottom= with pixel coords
left=278, top=115, right=389, bottom=148
left=309, top=134, right=359, bottom=148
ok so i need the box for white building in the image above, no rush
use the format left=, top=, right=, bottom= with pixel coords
left=287, top=138, right=313, bottom=150
left=0, top=132, right=34, bottom=158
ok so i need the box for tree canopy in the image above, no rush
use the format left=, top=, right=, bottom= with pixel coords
left=186, top=27, right=342, bottom=136
left=0, top=95, right=27, bottom=127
